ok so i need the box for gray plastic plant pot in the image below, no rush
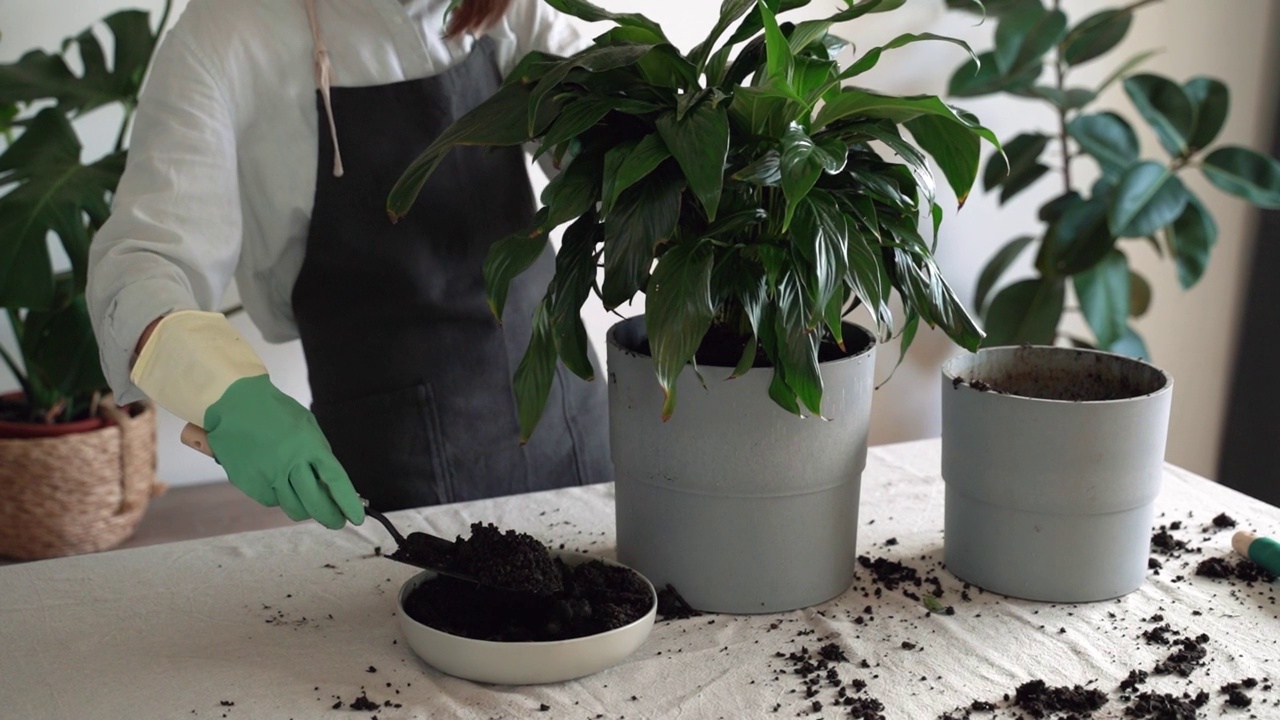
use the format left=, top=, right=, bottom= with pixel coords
left=607, top=317, right=876, bottom=614
left=940, top=345, right=1173, bottom=603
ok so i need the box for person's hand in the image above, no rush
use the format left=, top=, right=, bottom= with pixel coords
left=204, top=374, right=363, bottom=529
left=130, top=310, right=363, bottom=529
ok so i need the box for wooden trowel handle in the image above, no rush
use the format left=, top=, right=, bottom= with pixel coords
left=181, top=422, right=215, bottom=458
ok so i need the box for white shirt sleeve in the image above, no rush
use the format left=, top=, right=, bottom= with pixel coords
left=87, top=17, right=243, bottom=405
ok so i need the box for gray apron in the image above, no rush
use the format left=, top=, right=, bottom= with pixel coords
left=289, top=18, right=611, bottom=511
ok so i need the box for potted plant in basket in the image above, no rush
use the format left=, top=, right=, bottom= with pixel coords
left=935, top=0, right=1279, bottom=603
left=0, top=2, right=172, bottom=559
left=389, top=0, right=999, bottom=612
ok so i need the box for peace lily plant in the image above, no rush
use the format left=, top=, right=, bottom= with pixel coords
left=947, top=0, right=1280, bottom=356
left=390, top=0, right=1001, bottom=438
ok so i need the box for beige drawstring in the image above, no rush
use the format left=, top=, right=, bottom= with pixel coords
left=305, top=0, right=344, bottom=177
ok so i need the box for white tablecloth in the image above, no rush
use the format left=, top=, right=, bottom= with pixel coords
left=2, top=439, right=1277, bottom=719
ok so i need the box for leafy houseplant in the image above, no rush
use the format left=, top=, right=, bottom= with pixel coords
left=0, top=1, right=172, bottom=425
left=390, top=0, right=1001, bottom=437
left=947, top=0, right=1280, bottom=357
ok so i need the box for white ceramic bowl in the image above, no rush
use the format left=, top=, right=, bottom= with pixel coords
left=397, top=552, right=657, bottom=685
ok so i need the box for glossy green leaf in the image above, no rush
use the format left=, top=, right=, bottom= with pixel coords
left=483, top=227, right=550, bottom=320
left=1129, top=270, right=1151, bottom=318
left=1183, top=77, right=1229, bottom=153
left=1039, top=191, right=1082, bottom=223
left=887, top=312, right=921, bottom=379
left=815, top=90, right=1001, bottom=153
left=1165, top=193, right=1218, bottom=289
left=1109, top=161, right=1190, bottom=237
left=540, top=148, right=603, bottom=227
left=656, top=104, right=729, bottom=221
left=1123, top=74, right=1195, bottom=157
left=601, top=133, right=671, bottom=218
left=689, top=0, right=755, bottom=72
left=511, top=301, right=558, bottom=443
left=892, top=247, right=983, bottom=352
left=788, top=19, right=833, bottom=53
left=1026, top=85, right=1096, bottom=110
left=841, top=33, right=978, bottom=81
left=19, top=281, right=106, bottom=407
left=758, top=2, right=793, bottom=85
left=1067, top=112, right=1139, bottom=180
left=793, top=192, right=850, bottom=328
left=845, top=227, right=893, bottom=334
left=905, top=114, right=981, bottom=207
left=731, top=150, right=782, bottom=185
left=528, top=45, right=658, bottom=133
left=1201, top=146, right=1280, bottom=209
left=390, top=81, right=554, bottom=218
left=731, top=334, right=759, bottom=379
left=646, top=241, right=716, bottom=420
left=0, top=108, right=122, bottom=306
left=1074, top=249, right=1129, bottom=349
left=536, top=95, right=658, bottom=158
left=1039, top=195, right=1113, bottom=276
left=982, top=278, right=1065, bottom=347
left=993, top=3, right=1066, bottom=75
left=1062, top=9, right=1132, bottom=66
left=779, top=124, right=829, bottom=228
left=729, top=84, right=801, bottom=138
left=773, top=270, right=824, bottom=416
left=974, top=235, right=1034, bottom=314
left=949, top=51, right=1040, bottom=97
left=549, top=214, right=602, bottom=381
left=983, top=131, right=1049, bottom=193
left=542, top=0, right=669, bottom=43
left=602, top=163, right=685, bottom=309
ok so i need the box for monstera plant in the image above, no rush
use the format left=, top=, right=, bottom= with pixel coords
left=947, top=0, right=1280, bottom=356
left=0, top=1, right=172, bottom=424
left=389, top=0, right=1001, bottom=437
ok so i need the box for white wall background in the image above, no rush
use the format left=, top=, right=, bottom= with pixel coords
left=1, top=0, right=1275, bottom=487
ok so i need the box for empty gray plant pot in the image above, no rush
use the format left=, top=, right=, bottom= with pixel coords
left=608, top=317, right=876, bottom=614
left=940, top=346, right=1173, bottom=602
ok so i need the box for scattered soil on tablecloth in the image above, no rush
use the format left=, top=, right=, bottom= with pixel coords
left=1012, top=680, right=1108, bottom=717
left=1194, top=556, right=1276, bottom=583
left=1123, top=689, right=1210, bottom=718
left=391, top=522, right=563, bottom=595
left=772, top=642, right=886, bottom=719
left=402, top=556, right=652, bottom=642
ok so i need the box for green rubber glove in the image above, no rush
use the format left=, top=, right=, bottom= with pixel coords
left=203, top=374, right=364, bottom=529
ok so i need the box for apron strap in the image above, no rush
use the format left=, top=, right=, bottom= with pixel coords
left=304, top=0, right=344, bottom=177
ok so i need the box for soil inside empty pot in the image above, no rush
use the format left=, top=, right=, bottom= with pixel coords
left=950, top=346, right=1168, bottom=402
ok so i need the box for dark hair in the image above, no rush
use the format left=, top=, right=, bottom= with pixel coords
left=445, top=0, right=514, bottom=38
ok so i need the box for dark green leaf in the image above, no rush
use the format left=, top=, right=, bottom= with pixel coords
left=1039, top=191, right=1082, bottom=223
left=483, top=227, right=550, bottom=320
left=993, top=4, right=1066, bottom=76
left=1040, top=195, right=1114, bottom=276
left=0, top=108, right=122, bottom=306
left=773, top=270, right=824, bottom=416
left=788, top=20, right=834, bottom=53
left=983, top=131, right=1049, bottom=194
left=949, top=51, right=1041, bottom=97
left=541, top=148, right=603, bottom=227
left=656, top=104, right=730, bottom=221
left=846, top=227, right=893, bottom=333
left=892, top=247, right=983, bottom=352
left=689, top=0, right=756, bottom=72
left=1183, top=77, right=1229, bottom=153
left=1109, top=161, right=1189, bottom=237
left=706, top=208, right=768, bottom=238
left=1074, top=248, right=1129, bottom=348
left=974, top=235, right=1035, bottom=313
left=646, top=241, right=716, bottom=419
left=549, top=214, right=602, bottom=381
left=857, top=123, right=936, bottom=208
left=19, top=280, right=106, bottom=404
left=888, top=312, right=921, bottom=378
left=390, top=81, right=553, bottom=218
left=731, top=334, right=759, bottom=379
left=841, top=33, right=979, bottom=81
left=1096, top=49, right=1159, bottom=93
left=815, top=90, right=1001, bottom=151
left=541, top=0, right=669, bottom=43
left=601, top=134, right=671, bottom=218
left=779, top=124, right=829, bottom=227
left=1129, top=270, right=1151, bottom=318
left=536, top=95, right=658, bottom=158
left=758, top=2, right=793, bottom=85
left=602, top=163, right=685, bottom=309
left=529, top=44, right=659, bottom=133
left=1201, top=146, right=1280, bottom=209
left=1026, top=85, right=1096, bottom=110
left=793, top=192, right=850, bottom=328
left=731, top=150, right=782, bottom=185
left=1165, top=192, right=1217, bottom=289
left=982, top=278, right=1065, bottom=347
left=1123, top=74, right=1195, bottom=157
left=511, top=301, right=558, bottom=442
left=905, top=114, right=981, bottom=207
left=1062, top=9, right=1132, bottom=66
left=1067, top=112, right=1139, bottom=180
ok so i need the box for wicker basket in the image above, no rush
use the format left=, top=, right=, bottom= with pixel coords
left=0, top=401, right=166, bottom=560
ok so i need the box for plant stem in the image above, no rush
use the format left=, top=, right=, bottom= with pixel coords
left=1053, top=0, right=1072, bottom=196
